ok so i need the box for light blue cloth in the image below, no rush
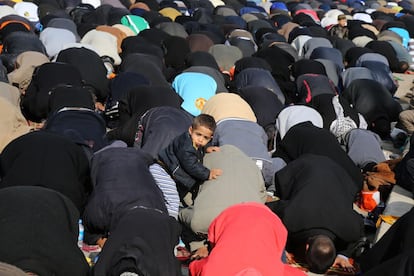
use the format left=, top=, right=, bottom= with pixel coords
left=389, top=27, right=410, bottom=49
left=172, top=72, right=217, bottom=116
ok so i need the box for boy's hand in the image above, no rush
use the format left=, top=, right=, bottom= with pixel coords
left=209, top=168, right=222, bottom=180
left=191, top=246, right=209, bottom=260
left=206, top=146, right=220, bottom=153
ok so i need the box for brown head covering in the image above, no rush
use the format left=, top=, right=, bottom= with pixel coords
left=129, top=2, right=150, bottom=11
left=187, top=33, right=214, bottom=52
left=96, top=25, right=127, bottom=53
left=112, top=23, right=136, bottom=37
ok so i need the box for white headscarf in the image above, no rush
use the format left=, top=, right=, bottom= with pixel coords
left=276, top=105, right=323, bottom=140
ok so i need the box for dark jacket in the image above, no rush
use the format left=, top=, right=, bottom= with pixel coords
left=158, top=131, right=210, bottom=192
left=273, top=121, right=363, bottom=191
left=83, top=146, right=167, bottom=243
left=93, top=207, right=181, bottom=276
left=342, top=79, right=402, bottom=137
left=360, top=207, right=414, bottom=274
left=0, top=131, right=91, bottom=213
left=267, top=154, right=364, bottom=259
left=0, top=186, right=90, bottom=276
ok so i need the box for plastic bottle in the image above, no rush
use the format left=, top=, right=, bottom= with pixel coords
left=78, top=219, right=84, bottom=248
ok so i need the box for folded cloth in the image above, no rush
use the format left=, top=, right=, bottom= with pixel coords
left=363, top=162, right=396, bottom=191
left=376, top=214, right=399, bottom=228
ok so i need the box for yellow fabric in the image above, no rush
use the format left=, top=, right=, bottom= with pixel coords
left=159, top=7, right=181, bottom=21
left=376, top=215, right=399, bottom=228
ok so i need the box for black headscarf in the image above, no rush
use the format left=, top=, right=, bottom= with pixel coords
left=0, top=131, right=92, bottom=213
left=331, top=37, right=356, bottom=58
left=253, top=45, right=295, bottom=82
left=118, top=85, right=183, bottom=125
left=137, top=28, right=171, bottom=47
left=0, top=186, right=90, bottom=276
left=93, top=207, right=181, bottom=276
left=347, top=20, right=377, bottom=40
left=342, top=79, right=402, bottom=137
left=162, top=36, right=191, bottom=79
left=291, top=59, right=327, bottom=78
left=235, top=68, right=286, bottom=104
left=237, top=86, right=284, bottom=128
left=83, top=147, right=168, bottom=239
left=365, top=40, right=401, bottom=72
left=185, top=51, right=220, bottom=70
left=80, top=4, right=129, bottom=26
left=55, top=47, right=110, bottom=102
left=48, top=85, right=96, bottom=114
left=273, top=122, right=364, bottom=190
left=360, top=207, right=414, bottom=274
left=21, top=62, right=83, bottom=122
left=120, top=35, right=165, bottom=60
left=108, top=105, right=192, bottom=158
left=344, top=46, right=374, bottom=68
left=268, top=154, right=364, bottom=257
left=119, top=53, right=169, bottom=87
left=234, top=56, right=272, bottom=77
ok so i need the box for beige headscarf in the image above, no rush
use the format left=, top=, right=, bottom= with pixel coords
left=201, top=93, right=257, bottom=123
left=0, top=262, right=27, bottom=276
left=96, top=25, right=127, bottom=53
left=0, top=82, right=21, bottom=106
left=0, top=97, right=31, bottom=153
left=277, top=22, right=299, bottom=41
left=80, top=29, right=122, bottom=65
left=7, top=51, right=50, bottom=92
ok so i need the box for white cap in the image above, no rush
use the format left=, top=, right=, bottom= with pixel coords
left=321, top=16, right=337, bottom=28
left=82, top=0, right=101, bottom=8
left=353, top=12, right=373, bottom=23
left=14, top=2, right=39, bottom=22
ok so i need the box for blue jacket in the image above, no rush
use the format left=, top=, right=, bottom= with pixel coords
left=158, top=131, right=210, bottom=192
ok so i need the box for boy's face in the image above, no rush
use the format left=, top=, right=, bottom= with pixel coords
left=338, top=18, right=347, bottom=27
left=189, top=126, right=213, bottom=149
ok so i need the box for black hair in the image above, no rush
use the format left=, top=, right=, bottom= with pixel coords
left=192, top=114, right=217, bottom=133
left=305, top=235, right=336, bottom=274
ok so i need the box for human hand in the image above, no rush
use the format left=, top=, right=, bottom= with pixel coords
left=191, top=246, right=209, bottom=260
left=209, top=168, right=222, bottom=180
left=206, top=146, right=220, bottom=153
left=333, top=255, right=355, bottom=273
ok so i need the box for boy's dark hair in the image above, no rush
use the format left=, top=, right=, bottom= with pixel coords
left=305, top=235, right=336, bottom=274
left=192, top=114, right=217, bottom=132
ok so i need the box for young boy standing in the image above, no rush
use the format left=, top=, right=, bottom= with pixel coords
left=158, top=114, right=222, bottom=202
